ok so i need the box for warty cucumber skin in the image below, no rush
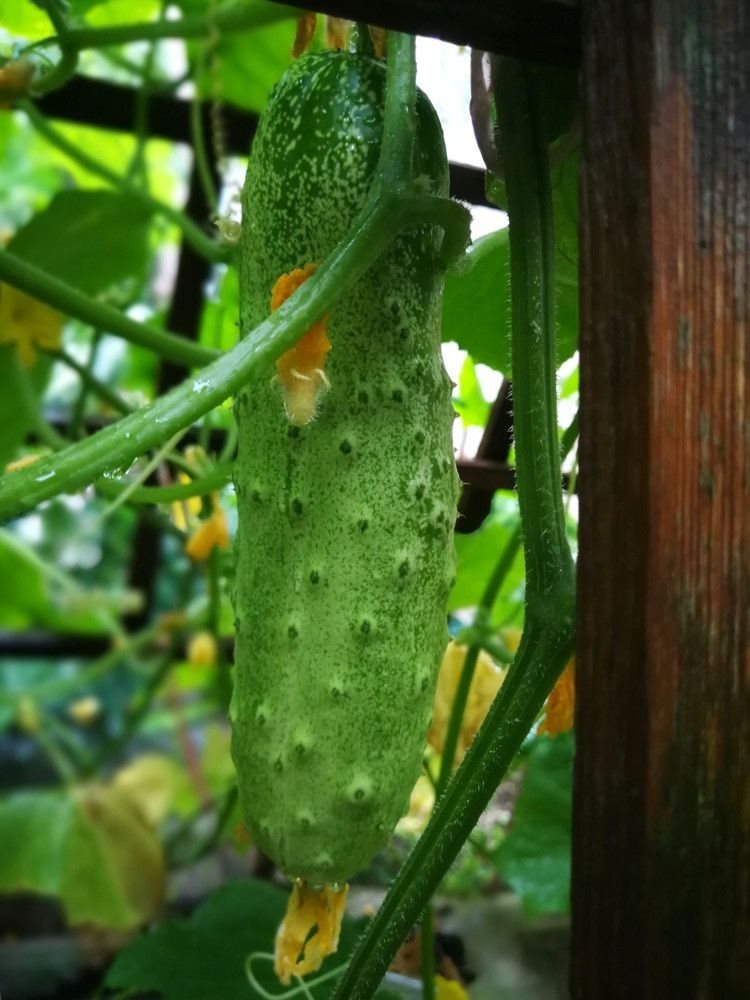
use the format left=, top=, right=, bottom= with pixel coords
left=231, top=50, right=459, bottom=887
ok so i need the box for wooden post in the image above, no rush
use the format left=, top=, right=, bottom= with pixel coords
left=573, top=1, right=750, bottom=996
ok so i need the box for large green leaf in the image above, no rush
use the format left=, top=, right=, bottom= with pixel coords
left=106, top=878, right=393, bottom=1000
left=443, top=149, right=579, bottom=378
left=493, top=732, right=574, bottom=915
left=0, top=0, right=51, bottom=38
left=0, top=786, right=164, bottom=929
left=7, top=190, right=152, bottom=296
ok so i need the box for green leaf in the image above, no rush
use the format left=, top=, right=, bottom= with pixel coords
left=450, top=493, right=525, bottom=627
left=193, top=17, right=323, bottom=115
left=106, top=878, right=386, bottom=1000
left=80, top=0, right=160, bottom=23
left=493, top=732, right=574, bottom=915
left=7, top=190, right=152, bottom=296
left=442, top=227, right=510, bottom=374
left=0, top=786, right=164, bottom=929
left=449, top=150, right=580, bottom=377
left=199, top=265, right=239, bottom=352
left=453, top=354, right=490, bottom=429
left=0, top=0, right=51, bottom=38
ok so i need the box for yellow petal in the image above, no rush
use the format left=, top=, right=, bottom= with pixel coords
left=5, top=452, right=45, bottom=473
left=435, top=975, right=470, bottom=1000
left=397, top=772, right=436, bottom=835
left=187, top=630, right=218, bottom=668
left=170, top=473, right=204, bottom=531
left=538, top=659, right=575, bottom=736
left=274, top=882, right=348, bottom=985
left=68, top=696, right=102, bottom=726
left=428, top=640, right=506, bottom=771
left=184, top=498, right=228, bottom=561
left=0, top=283, right=62, bottom=368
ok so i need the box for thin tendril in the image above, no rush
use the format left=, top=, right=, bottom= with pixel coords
left=245, top=953, right=349, bottom=999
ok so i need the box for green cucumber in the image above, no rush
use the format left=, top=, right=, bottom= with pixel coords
left=231, top=49, right=458, bottom=887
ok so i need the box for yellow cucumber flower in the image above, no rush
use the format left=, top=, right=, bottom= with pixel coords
left=429, top=640, right=507, bottom=771
left=538, top=659, right=575, bottom=736
left=0, top=284, right=62, bottom=367
left=184, top=493, right=228, bottom=561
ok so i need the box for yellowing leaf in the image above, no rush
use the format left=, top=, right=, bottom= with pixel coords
left=171, top=473, right=203, bottom=531
left=429, top=640, right=507, bottom=771
left=274, top=883, right=348, bottom=985
left=0, top=786, right=165, bottom=929
left=113, top=754, right=194, bottom=827
left=0, top=283, right=62, bottom=367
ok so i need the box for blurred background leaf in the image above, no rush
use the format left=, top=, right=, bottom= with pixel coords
left=492, top=732, right=574, bottom=915
left=0, top=785, right=165, bottom=929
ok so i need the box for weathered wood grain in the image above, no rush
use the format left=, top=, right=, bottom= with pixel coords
left=573, top=0, right=750, bottom=996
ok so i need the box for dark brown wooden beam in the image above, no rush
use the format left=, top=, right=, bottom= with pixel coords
left=270, top=0, right=581, bottom=64
left=35, top=79, right=491, bottom=206
left=573, top=0, right=750, bottom=996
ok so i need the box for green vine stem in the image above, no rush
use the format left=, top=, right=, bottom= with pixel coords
left=31, top=1, right=297, bottom=58
left=94, top=462, right=233, bottom=504
left=437, top=525, right=523, bottom=798
left=51, top=347, right=134, bottom=418
left=80, top=649, right=175, bottom=777
left=0, top=42, right=468, bottom=523
left=190, top=75, right=219, bottom=214
left=32, top=0, right=79, bottom=96
left=0, top=250, right=217, bottom=368
left=18, top=100, right=228, bottom=264
left=15, top=358, right=69, bottom=452
left=330, top=56, right=575, bottom=1000
left=379, top=32, right=417, bottom=184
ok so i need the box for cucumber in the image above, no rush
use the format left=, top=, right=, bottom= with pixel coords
left=231, top=50, right=458, bottom=887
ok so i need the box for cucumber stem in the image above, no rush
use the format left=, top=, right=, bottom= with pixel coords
left=378, top=32, right=417, bottom=185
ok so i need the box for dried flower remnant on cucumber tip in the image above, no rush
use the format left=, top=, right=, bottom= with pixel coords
left=274, top=882, right=349, bottom=984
